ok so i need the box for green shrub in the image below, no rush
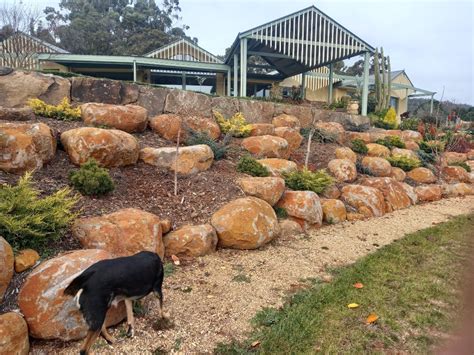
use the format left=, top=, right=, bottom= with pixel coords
left=274, top=207, right=288, bottom=219
left=0, top=173, right=79, bottom=251
left=419, top=140, right=445, bottom=154
left=371, top=107, right=398, bottom=129
left=351, top=139, right=368, bottom=154
left=375, top=136, right=406, bottom=149
left=415, top=149, right=436, bottom=167
left=284, top=168, right=333, bottom=194
left=387, top=156, right=421, bottom=172
left=449, top=162, right=471, bottom=172
left=186, top=130, right=229, bottom=160
left=400, top=118, right=419, bottom=131
left=69, top=159, right=115, bottom=196
left=237, top=156, right=269, bottom=177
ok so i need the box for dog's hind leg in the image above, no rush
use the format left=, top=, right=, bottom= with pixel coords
left=125, top=299, right=135, bottom=338
left=101, top=323, right=116, bottom=344
left=80, top=329, right=101, bottom=355
left=154, top=290, right=164, bottom=319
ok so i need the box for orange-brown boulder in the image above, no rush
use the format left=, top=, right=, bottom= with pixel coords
left=72, top=208, right=164, bottom=259
left=321, top=185, right=341, bottom=199
left=441, top=183, right=474, bottom=197
left=0, top=122, right=56, bottom=173
left=415, top=185, right=442, bottom=202
left=391, top=148, right=419, bottom=160
left=140, top=144, right=214, bottom=175
left=210, top=197, right=279, bottom=249
left=258, top=158, right=297, bottom=177
left=61, top=127, right=139, bottom=167
left=274, top=127, right=303, bottom=151
left=241, top=135, right=290, bottom=159
left=399, top=182, right=418, bottom=205
left=272, top=113, right=300, bottom=128
left=346, top=131, right=371, bottom=144
left=335, top=147, right=357, bottom=163
left=367, top=143, right=390, bottom=158
left=340, top=185, right=386, bottom=218
left=276, top=191, right=323, bottom=229
left=368, top=130, right=389, bottom=142
left=237, top=176, right=285, bottom=206
left=405, top=140, right=420, bottom=151
left=149, top=114, right=220, bottom=141
left=327, top=159, right=357, bottom=182
left=81, top=103, right=148, bottom=133
left=163, top=224, right=217, bottom=257
left=466, top=160, right=474, bottom=171
left=346, top=212, right=366, bottom=221
left=321, top=199, right=347, bottom=224
left=0, top=312, right=29, bottom=355
left=401, top=130, right=422, bottom=142
left=315, top=121, right=345, bottom=143
left=407, top=167, right=437, bottom=184
left=390, top=167, right=406, bottom=181
left=386, top=130, right=402, bottom=136
left=14, top=249, right=40, bottom=273
left=0, top=236, right=14, bottom=300
left=160, top=219, right=172, bottom=234
left=443, top=152, right=467, bottom=164
left=442, top=166, right=469, bottom=183
left=249, top=123, right=275, bottom=136
left=361, top=156, right=392, bottom=177
left=361, top=177, right=413, bottom=212
left=278, top=219, right=304, bottom=238
left=467, top=150, right=474, bottom=160
left=18, top=249, right=126, bottom=340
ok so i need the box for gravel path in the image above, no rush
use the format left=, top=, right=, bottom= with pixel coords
left=32, top=196, right=474, bottom=354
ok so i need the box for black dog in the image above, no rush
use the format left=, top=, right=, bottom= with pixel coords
left=64, top=251, right=164, bottom=355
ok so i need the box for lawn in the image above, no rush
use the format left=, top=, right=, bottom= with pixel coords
left=216, top=214, right=474, bottom=354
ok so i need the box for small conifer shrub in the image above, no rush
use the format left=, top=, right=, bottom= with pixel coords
left=237, top=156, right=270, bottom=177
left=69, top=159, right=115, bottom=196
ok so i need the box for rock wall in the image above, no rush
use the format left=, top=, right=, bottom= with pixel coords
left=0, top=70, right=370, bottom=130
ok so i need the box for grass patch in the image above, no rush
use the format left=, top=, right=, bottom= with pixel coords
left=216, top=214, right=474, bottom=354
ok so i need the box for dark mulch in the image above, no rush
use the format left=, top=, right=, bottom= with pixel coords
left=289, top=141, right=340, bottom=171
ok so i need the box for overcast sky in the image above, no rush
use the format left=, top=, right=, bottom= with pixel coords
left=8, top=0, right=474, bottom=104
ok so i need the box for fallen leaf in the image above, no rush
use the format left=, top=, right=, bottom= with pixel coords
left=347, top=303, right=359, bottom=309
left=251, top=341, right=261, bottom=348
left=366, top=313, right=379, bottom=324
left=353, top=282, right=364, bottom=289
left=171, top=255, right=180, bottom=265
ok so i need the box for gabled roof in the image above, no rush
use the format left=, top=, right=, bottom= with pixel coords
left=144, top=38, right=222, bottom=63
left=0, top=31, right=69, bottom=54
left=225, top=6, right=374, bottom=77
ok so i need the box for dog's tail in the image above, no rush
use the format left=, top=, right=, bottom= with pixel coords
left=64, top=269, right=96, bottom=296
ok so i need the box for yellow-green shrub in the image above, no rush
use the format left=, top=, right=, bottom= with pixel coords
left=387, top=155, right=421, bottom=171
left=213, top=110, right=252, bottom=137
left=0, top=172, right=79, bottom=251
left=28, top=97, right=81, bottom=121
left=383, top=107, right=397, bottom=129
left=284, top=168, right=333, bottom=194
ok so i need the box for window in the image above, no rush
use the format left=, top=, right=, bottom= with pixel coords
left=390, top=96, right=399, bottom=113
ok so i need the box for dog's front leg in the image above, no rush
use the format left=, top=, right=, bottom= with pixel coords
left=124, top=299, right=135, bottom=337
left=80, top=329, right=101, bottom=355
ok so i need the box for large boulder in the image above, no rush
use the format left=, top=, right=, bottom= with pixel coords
left=327, top=159, right=357, bottom=182
left=0, top=236, right=14, bottom=300
left=443, top=152, right=467, bottom=164
left=61, top=127, right=139, bottom=167
left=164, top=89, right=212, bottom=117
left=136, top=86, right=169, bottom=116
left=210, top=197, right=279, bottom=249
left=274, top=104, right=313, bottom=127
left=346, top=131, right=371, bottom=144
left=390, top=167, right=406, bottom=182
left=241, top=135, right=290, bottom=159
left=163, top=224, right=217, bottom=257
left=407, top=167, right=437, bottom=184
left=399, top=182, right=418, bottom=205
left=140, top=145, right=213, bottom=175
left=340, top=185, right=386, bottom=218
left=149, top=114, right=220, bottom=141
left=335, top=147, right=357, bottom=163
left=71, top=77, right=138, bottom=104
left=361, top=177, right=413, bottom=212
left=274, top=127, right=303, bottom=151
left=467, top=150, right=474, bottom=160
left=404, top=140, right=420, bottom=151
left=324, top=111, right=370, bottom=131
left=72, top=208, right=164, bottom=259
left=415, top=185, right=442, bottom=202
left=361, top=156, right=392, bottom=177
left=441, top=183, right=474, bottom=197
left=249, top=123, right=275, bottom=136
left=272, top=114, right=300, bottom=128
left=391, top=148, right=419, bottom=160
left=401, top=130, right=422, bottom=142
left=321, top=199, right=347, bottom=224
left=321, top=185, right=341, bottom=199
left=0, top=312, right=29, bottom=355
left=0, top=70, right=70, bottom=108
left=239, top=100, right=275, bottom=123
left=211, top=97, right=239, bottom=119
left=81, top=103, right=148, bottom=133
left=0, top=106, right=35, bottom=121
left=442, top=166, right=470, bottom=183
left=314, top=121, right=345, bottom=143
left=366, top=143, right=390, bottom=158
left=258, top=158, right=297, bottom=177
left=279, top=219, right=304, bottom=238
left=0, top=122, right=56, bottom=174
left=18, top=249, right=126, bottom=340
left=237, top=176, right=285, bottom=206
left=276, top=191, right=323, bottom=230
